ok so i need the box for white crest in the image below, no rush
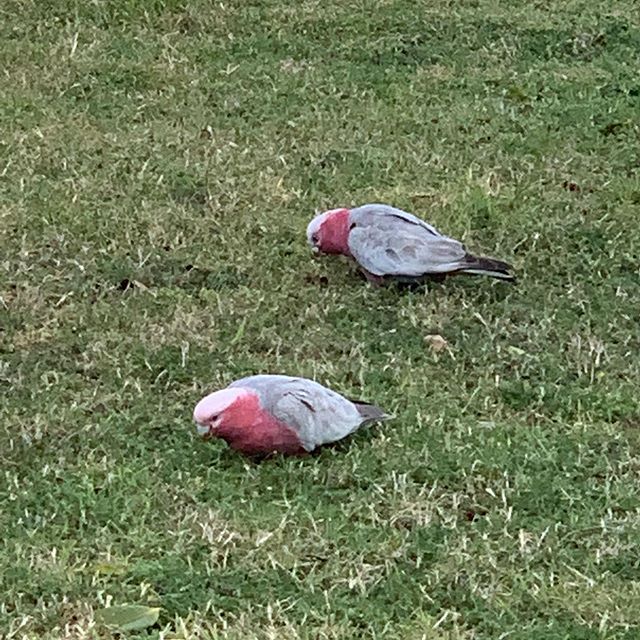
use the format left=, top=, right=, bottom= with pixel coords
left=193, top=387, right=248, bottom=425
left=306, top=211, right=329, bottom=247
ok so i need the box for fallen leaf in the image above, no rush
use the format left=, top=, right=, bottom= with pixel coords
left=96, top=605, right=160, bottom=632
left=425, top=334, right=448, bottom=352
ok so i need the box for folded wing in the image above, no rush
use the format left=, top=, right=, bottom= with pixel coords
left=349, top=204, right=468, bottom=276
left=229, top=375, right=375, bottom=451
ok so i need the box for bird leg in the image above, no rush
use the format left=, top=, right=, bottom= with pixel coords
left=359, top=268, right=386, bottom=287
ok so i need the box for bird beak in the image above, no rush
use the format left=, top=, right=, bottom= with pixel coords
left=196, top=423, right=210, bottom=437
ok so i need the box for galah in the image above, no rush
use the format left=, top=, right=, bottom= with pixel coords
left=193, top=374, right=388, bottom=456
left=306, top=203, right=515, bottom=284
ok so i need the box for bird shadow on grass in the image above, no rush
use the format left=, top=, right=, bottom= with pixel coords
left=421, top=276, right=516, bottom=305
left=353, top=269, right=516, bottom=305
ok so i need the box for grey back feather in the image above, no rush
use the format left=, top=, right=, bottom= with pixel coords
left=349, top=204, right=468, bottom=276
left=228, top=375, right=384, bottom=451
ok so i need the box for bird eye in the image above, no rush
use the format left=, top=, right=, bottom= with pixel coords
left=311, top=234, right=319, bottom=244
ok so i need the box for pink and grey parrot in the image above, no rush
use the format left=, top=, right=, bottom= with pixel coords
left=193, top=374, right=388, bottom=456
left=306, top=203, right=514, bottom=284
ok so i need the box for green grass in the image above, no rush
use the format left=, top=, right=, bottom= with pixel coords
left=1, top=0, right=640, bottom=637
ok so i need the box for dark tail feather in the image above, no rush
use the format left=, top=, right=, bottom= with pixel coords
left=347, top=398, right=390, bottom=424
left=458, top=253, right=515, bottom=282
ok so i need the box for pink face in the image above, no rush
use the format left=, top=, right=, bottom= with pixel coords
left=193, top=388, right=248, bottom=437
left=306, top=208, right=350, bottom=255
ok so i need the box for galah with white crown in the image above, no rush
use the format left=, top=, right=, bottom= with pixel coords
left=306, top=203, right=515, bottom=284
left=193, top=374, right=388, bottom=456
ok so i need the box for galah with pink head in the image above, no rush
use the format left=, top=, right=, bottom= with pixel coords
left=307, top=203, right=515, bottom=284
left=193, top=374, right=388, bottom=457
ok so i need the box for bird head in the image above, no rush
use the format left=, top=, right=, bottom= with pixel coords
left=306, top=208, right=351, bottom=255
left=193, top=387, right=251, bottom=438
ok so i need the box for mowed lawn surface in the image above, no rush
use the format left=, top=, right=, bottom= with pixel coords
left=1, top=1, right=640, bottom=638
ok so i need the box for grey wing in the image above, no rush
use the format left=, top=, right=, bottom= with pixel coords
left=348, top=210, right=467, bottom=276
left=274, top=379, right=366, bottom=451
left=233, top=376, right=363, bottom=451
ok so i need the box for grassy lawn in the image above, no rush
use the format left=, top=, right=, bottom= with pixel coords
left=1, top=0, right=640, bottom=637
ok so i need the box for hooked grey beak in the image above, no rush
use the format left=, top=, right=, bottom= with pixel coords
left=196, top=423, right=210, bottom=437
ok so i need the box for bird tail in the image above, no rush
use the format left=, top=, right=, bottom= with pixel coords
left=349, top=399, right=391, bottom=424
left=458, top=253, right=515, bottom=282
